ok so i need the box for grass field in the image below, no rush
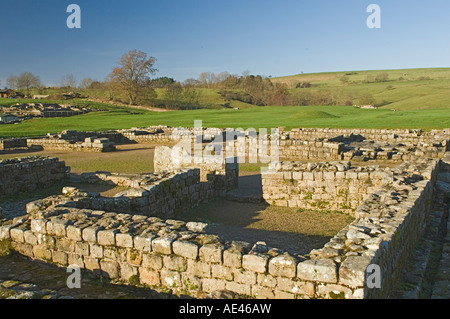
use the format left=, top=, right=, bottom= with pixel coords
left=1, top=67, right=449, bottom=138
left=0, top=104, right=448, bottom=138
left=273, top=67, right=450, bottom=111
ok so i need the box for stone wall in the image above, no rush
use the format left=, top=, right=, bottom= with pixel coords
left=0, top=156, right=69, bottom=198
left=154, top=146, right=239, bottom=192
left=0, top=138, right=28, bottom=150
left=27, top=137, right=116, bottom=152
left=261, top=161, right=391, bottom=213
left=0, top=156, right=445, bottom=299
left=77, top=169, right=216, bottom=218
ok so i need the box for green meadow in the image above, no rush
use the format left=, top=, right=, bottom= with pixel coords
left=0, top=105, right=448, bottom=138
left=0, top=68, right=449, bottom=138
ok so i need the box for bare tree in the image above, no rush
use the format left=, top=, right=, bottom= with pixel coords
left=60, top=74, right=77, bottom=88
left=17, top=72, right=41, bottom=96
left=79, top=77, right=94, bottom=89
left=7, top=75, right=19, bottom=90
left=109, top=50, right=158, bottom=105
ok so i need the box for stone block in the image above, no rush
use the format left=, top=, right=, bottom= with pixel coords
left=97, top=229, right=117, bottom=246
left=211, top=264, right=233, bottom=281
left=163, top=255, right=187, bottom=272
left=339, top=256, right=372, bottom=288
left=10, top=228, right=24, bottom=243
left=100, top=260, right=120, bottom=279
left=142, top=253, right=163, bottom=270
left=268, top=254, right=297, bottom=278
left=225, top=281, right=251, bottom=296
left=31, top=219, right=46, bottom=234
left=66, top=225, right=82, bottom=241
left=56, top=237, right=75, bottom=253
left=120, top=263, right=138, bottom=281
left=89, top=243, right=103, bottom=258
left=139, top=267, right=160, bottom=286
left=52, top=250, right=68, bottom=266
left=257, top=273, right=277, bottom=288
left=199, top=243, right=224, bottom=263
left=75, top=241, right=90, bottom=256
left=134, top=234, right=155, bottom=252
left=187, top=259, right=211, bottom=278
left=202, top=278, right=226, bottom=293
left=173, top=240, right=199, bottom=259
left=233, top=269, right=257, bottom=285
left=317, top=283, right=353, bottom=299
left=252, top=285, right=275, bottom=299
left=223, top=248, right=242, bottom=268
left=276, top=277, right=315, bottom=297
left=68, top=253, right=85, bottom=268
left=82, top=227, right=99, bottom=243
left=297, top=259, right=338, bottom=283
left=83, top=256, right=100, bottom=272
left=116, top=233, right=134, bottom=248
left=242, top=253, right=269, bottom=273
left=161, top=269, right=182, bottom=287
left=32, top=244, right=52, bottom=261
left=152, top=236, right=174, bottom=255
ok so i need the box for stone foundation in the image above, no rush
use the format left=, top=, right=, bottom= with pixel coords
left=0, top=156, right=69, bottom=198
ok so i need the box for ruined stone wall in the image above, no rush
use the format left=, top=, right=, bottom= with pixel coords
left=77, top=169, right=216, bottom=218
left=154, top=146, right=239, bottom=192
left=261, top=162, right=390, bottom=213
left=283, top=128, right=449, bottom=145
left=0, top=156, right=444, bottom=299
left=0, top=156, right=69, bottom=198
left=27, top=137, right=116, bottom=152
left=0, top=138, right=28, bottom=150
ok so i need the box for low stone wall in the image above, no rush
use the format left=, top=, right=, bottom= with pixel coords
left=0, top=156, right=69, bottom=198
left=154, top=146, right=239, bottom=192
left=283, top=128, right=450, bottom=146
left=27, top=137, right=116, bottom=152
left=77, top=169, right=216, bottom=218
left=0, top=156, right=444, bottom=299
left=262, top=162, right=391, bottom=213
left=0, top=138, right=28, bottom=150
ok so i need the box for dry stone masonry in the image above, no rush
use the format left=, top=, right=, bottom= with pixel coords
left=0, top=156, right=69, bottom=198
left=0, top=127, right=449, bottom=299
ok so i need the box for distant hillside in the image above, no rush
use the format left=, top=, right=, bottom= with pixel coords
left=271, top=68, right=450, bottom=110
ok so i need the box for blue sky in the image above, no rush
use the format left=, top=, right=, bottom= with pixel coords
left=1, top=0, right=449, bottom=86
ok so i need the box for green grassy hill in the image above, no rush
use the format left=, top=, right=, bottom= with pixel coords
left=272, top=68, right=450, bottom=110
left=1, top=68, right=449, bottom=137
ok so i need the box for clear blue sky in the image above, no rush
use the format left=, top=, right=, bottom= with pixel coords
left=1, top=0, right=449, bottom=86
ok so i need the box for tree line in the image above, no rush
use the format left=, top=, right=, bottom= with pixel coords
left=3, top=50, right=381, bottom=108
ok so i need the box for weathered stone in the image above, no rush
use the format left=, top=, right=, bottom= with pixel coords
left=173, top=240, right=199, bottom=259
left=199, top=243, right=224, bottom=263
left=268, top=254, right=297, bottom=278
left=297, top=259, right=338, bottom=283
left=163, top=255, right=187, bottom=272
left=100, top=260, right=120, bottom=279
left=151, top=236, right=174, bottom=255
left=139, top=267, right=160, bottom=286
left=142, top=253, right=163, bottom=270
left=242, top=253, right=269, bottom=273
left=134, top=234, right=154, bottom=252
left=339, top=256, right=372, bottom=288
left=116, top=233, right=134, bottom=248
left=97, top=229, right=117, bottom=246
